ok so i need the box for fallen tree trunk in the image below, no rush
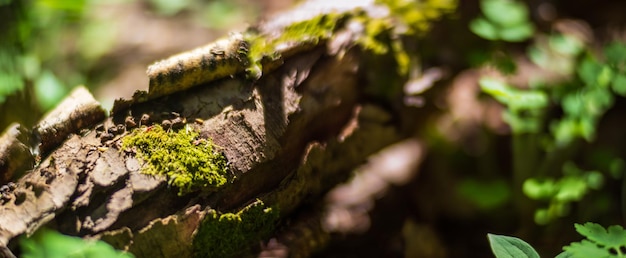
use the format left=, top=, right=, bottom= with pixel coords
left=0, top=0, right=455, bottom=257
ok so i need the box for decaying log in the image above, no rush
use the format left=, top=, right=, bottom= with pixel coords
left=0, top=0, right=454, bottom=257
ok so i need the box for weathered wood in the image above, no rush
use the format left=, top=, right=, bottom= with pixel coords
left=0, top=0, right=454, bottom=257
left=34, top=86, right=106, bottom=156
left=0, top=123, right=33, bottom=183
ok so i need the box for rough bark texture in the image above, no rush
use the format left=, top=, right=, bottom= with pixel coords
left=0, top=1, right=451, bottom=257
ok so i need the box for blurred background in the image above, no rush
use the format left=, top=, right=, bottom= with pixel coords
left=0, top=0, right=295, bottom=130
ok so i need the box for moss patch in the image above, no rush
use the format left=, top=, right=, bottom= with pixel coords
left=376, top=0, right=457, bottom=35
left=193, top=200, right=279, bottom=258
left=121, top=125, right=229, bottom=196
left=244, top=12, right=346, bottom=78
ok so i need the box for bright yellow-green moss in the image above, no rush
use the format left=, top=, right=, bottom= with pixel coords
left=193, top=200, right=279, bottom=258
left=121, top=125, right=229, bottom=196
left=244, top=12, right=346, bottom=78
left=376, top=0, right=457, bottom=35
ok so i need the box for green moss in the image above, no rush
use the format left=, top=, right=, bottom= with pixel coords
left=376, top=0, right=457, bottom=35
left=353, top=0, right=456, bottom=98
left=244, top=12, right=346, bottom=78
left=121, top=125, right=229, bottom=196
left=193, top=200, right=279, bottom=258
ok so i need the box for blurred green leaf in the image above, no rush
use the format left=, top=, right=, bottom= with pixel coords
left=596, top=66, right=613, bottom=88
left=34, top=70, right=67, bottom=111
left=480, top=77, right=548, bottom=111
left=578, top=57, right=604, bottom=86
left=527, top=45, right=548, bottom=68
left=481, top=0, right=529, bottom=27
left=585, top=171, right=604, bottom=190
left=555, top=176, right=587, bottom=202
left=499, top=22, right=534, bottom=42
left=523, top=178, right=555, bottom=200
left=20, top=228, right=134, bottom=258
left=561, top=92, right=584, bottom=116
left=471, top=0, right=534, bottom=42
left=533, top=208, right=550, bottom=225
left=38, top=0, right=87, bottom=18
left=549, top=34, right=585, bottom=56
left=610, top=73, right=626, bottom=96
left=469, top=18, right=499, bottom=40
left=550, top=118, right=580, bottom=145
left=502, top=110, right=542, bottom=133
left=487, top=234, right=540, bottom=258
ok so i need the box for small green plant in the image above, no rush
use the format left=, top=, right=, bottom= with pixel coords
left=20, top=228, right=133, bottom=258
left=121, top=125, right=229, bottom=196
left=469, top=0, right=534, bottom=42
left=489, top=223, right=626, bottom=258
left=480, top=40, right=626, bottom=224
left=468, top=0, right=534, bottom=74
left=471, top=0, right=626, bottom=224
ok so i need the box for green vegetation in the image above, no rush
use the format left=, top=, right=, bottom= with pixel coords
left=193, top=200, right=279, bottom=258
left=469, top=0, right=534, bottom=42
left=377, top=0, right=456, bottom=35
left=469, top=0, right=626, bottom=227
left=489, top=223, right=626, bottom=258
left=121, top=125, right=229, bottom=196
left=20, top=228, right=133, bottom=258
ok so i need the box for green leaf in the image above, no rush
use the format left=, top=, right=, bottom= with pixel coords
left=555, top=176, right=587, bottom=202
left=523, top=178, right=555, bottom=200
left=610, top=73, right=626, bottom=96
left=585, top=171, right=604, bottom=190
left=20, top=228, right=133, bottom=258
left=502, top=110, right=542, bottom=134
left=487, top=234, right=540, bottom=258
left=604, top=41, right=626, bottom=69
left=574, top=223, right=626, bottom=250
left=470, top=17, right=499, bottom=40
left=499, top=22, right=534, bottom=42
left=578, top=57, right=604, bottom=86
left=562, top=240, right=612, bottom=258
left=533, top=208, right=551, bottom=225
left=549, top=34, right=585, bottom=56
left=480, top=77, right=548, bottom=111
left=481, top=0, right=529, bottom=26
left=596, top=66, right=613, bottom=88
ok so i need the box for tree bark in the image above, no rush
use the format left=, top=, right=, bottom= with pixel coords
left=0, top=1, right=452, bottom=257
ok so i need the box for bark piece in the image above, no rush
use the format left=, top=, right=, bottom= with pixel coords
left=0, top=123, right=34, bottom=183
left=34, top=86, right=106, bottom=155
left=145, top=33, right=249, bottom=101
